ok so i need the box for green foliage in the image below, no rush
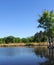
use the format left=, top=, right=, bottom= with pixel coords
left=0, top=38, right=2, bottom=43
left=5, top=36, right=15, bottom=43
left=33, top=31, right=48, bottom=42
left=21, top=38, right=29, bottom=43
left=38, top=10, right=54, bottom=38
left=27, top=36, right=34, bottom=42
left=15, top=37, right=21, bottom=43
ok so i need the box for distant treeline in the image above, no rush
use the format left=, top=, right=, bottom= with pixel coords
left=0, top=31, right=48, bottom=44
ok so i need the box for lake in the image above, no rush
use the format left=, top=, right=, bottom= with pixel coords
left=0, top=47, right=54, bottom=65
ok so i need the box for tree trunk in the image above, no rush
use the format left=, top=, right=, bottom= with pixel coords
left=51, top=37, right=54, bottom=46
left=48, top=37, right=52, bottom=47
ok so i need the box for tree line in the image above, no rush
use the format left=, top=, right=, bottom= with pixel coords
left=0, top=31, right=48, bottom=44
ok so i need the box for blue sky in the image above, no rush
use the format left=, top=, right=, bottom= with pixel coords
left=0, top=0, right=54, bottom=38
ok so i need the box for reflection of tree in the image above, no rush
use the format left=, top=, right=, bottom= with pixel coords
left=34, top=47, right=48, bottom=57
left=47, top=49, right=54, bottom=65
left=34, top=47, right=54, bottom=65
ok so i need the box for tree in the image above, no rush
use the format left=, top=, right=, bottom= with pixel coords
left=15, top=37, right=21, bottom=43
left=21, top=38, right=28, bottom=43
left=38, top=10, right=54, bottom=44
left=5, top=36, right=15, bottom=43
left=27, top=36, right=34, bottom=42
left=33, top=31, right=47, bottom=42
left=0, top=38, right=2, bottom=43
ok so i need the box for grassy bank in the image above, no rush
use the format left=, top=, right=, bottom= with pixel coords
left=0, top=42, right=48, bottom=47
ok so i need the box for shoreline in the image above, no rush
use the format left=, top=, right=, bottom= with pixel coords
left=0, top=42, right=48, bottom=47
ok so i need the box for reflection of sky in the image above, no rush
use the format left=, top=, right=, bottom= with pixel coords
left=0, top=47, right=34, bottom=57
left=0, top=47, right=47, bottom=65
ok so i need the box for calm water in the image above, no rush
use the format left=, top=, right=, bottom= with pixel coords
left=0, top=47, right=54, bottom=65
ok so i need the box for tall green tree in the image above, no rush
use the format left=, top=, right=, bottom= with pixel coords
left=38, top=10, right=54, bottom=44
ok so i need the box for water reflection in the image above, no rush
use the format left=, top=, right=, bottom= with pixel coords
left=34, top=46, right=54, bottom=65
left=0, top=47, right=16, bottom=57
left=0, top=47, right=47, bottom=65
left=0, top=47, right=33, bottom=56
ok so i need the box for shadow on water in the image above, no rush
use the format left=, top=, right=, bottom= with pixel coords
left=34, top=46, right=54, bottom=65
